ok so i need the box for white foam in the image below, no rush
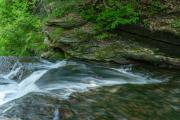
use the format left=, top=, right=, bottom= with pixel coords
left=53, top=108, right=60, bottom=120
left=0, top=60, right=67, bottom=105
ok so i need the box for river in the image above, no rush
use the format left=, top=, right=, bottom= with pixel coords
left=0, top=57, right=179, bottom=120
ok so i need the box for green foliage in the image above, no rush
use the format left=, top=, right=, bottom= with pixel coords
left=96, top=5, right=139, bottom=30
left=172, top=19, right=180, bottom=28
left=81, top=1, right=139, bottom=30
left=0, top=0, right=45, bottom=56
left=49, top=28, right=64, bottom=41
left=80, top=6, right=97, bottom=22
left=95, top=32, right=113, bottom=41
left=47, top=0, right=83, bottom=18
left=172, top=19, right=180, bottom=34
left=145, top=1, right=166, bottom=15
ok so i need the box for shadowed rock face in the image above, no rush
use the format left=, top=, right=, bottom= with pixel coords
left=118, top=25, right=180, bottom=46
left=44, top=25, right=180, bottom=68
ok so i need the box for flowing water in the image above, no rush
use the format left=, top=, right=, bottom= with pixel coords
left=0, top=57, right=179, bottom=120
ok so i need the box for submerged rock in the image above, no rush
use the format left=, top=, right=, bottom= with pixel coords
left=0, top=93, right=74, bottom=120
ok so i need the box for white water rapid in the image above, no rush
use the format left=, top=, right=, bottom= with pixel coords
left=0, top=59, right=162, bottom=106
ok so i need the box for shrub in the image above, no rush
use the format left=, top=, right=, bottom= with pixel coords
left=96, top=4, right=139, bottom=30
left=47, top=0, right=83, bottom=17
left=81, top=1, right=139, bottom=30
left=0, top=0, right=45, bottom=56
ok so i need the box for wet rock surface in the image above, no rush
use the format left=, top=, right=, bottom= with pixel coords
left=0, top=57, right=19, bottom=74
left=0, top=93, right=73, bottom=120
left=66, top=66, right=180, bottom=120
left=68, top=83, right=180, bottom=120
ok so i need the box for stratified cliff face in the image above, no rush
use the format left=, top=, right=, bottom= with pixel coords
left=41, top=0, right=180, bottom=68
left=124, top=0, right=180, bottom=45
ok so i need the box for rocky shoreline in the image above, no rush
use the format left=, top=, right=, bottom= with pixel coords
left=41, top=12, right=180, bottom=68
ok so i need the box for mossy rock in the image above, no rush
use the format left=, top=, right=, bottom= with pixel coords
left=47, top=13, right=87, bottom=29
left=41, top=50, right=65, bottom=60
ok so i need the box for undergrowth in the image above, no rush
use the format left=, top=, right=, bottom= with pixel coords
left=0, top=0, right=46, bottom=56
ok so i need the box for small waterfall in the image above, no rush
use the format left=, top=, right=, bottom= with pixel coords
left=4, top=62, right=23, bottom=80
left=53, top=107, right=60, bottom=120
left=0, top=60, right=67, bottom=105
left=16, top=70, right=48, bottom=98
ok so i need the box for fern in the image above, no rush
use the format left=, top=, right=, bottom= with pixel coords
left=99, top=5, right=139, bottom=30
left=81, top=2, right=139, bottom=30
left=0, top=0, right=45, bottom=56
